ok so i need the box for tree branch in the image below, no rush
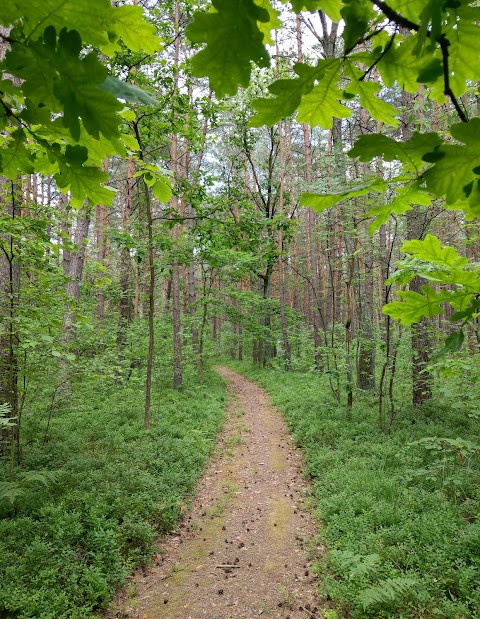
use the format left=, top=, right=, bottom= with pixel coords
left=369, top=0, right=468, bottom=123
left=439, top=34, right=468, bottom=123
left=370, top=0, right=419, bottom=32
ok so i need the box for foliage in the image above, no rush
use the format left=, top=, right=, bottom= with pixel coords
left=0, top=403, right=14, bottom=427
left=188, top=0, right=479, bottom=125
left=384, top=235, right=480, bottom=349
left=186, top=0, right=272, bottom=98
left=357, top=577, right=418, bottom=611
left=0, top=362, right=226, bottom=618
left=0, top=0, right=159, bottom=206
left=0, top=469, right=63, bottom=506
left=229, top=362, right=480, bottom=618
left=187, top=0, right=480, bottom=337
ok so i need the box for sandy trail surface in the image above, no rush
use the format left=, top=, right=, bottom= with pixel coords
left=112, top=366, right=323, bottom=619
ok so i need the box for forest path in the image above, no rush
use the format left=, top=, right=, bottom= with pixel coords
left=116, top=366, right=323, bottom=619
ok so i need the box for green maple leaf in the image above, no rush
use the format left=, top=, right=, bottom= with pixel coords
left=250, top=63, right=320, bottom=127
left=316, top=0, right=342, bottom=21
left=52, top=29, right=122, bottom=141
left=60, top=75, right=121, bottom=142
left=0, top=0, right=112, bottom=46
left=377, top=4, right=480, bottom=103
left=349, top=132, right=443, bottom=173
left=421, top=270, right=480, bottom=290
left=187, top=0, right=270, bottom=98
left=413, top=0, right=443, bottom=56
left=54, top=146, right=115, bottom=208
left=5, top=29, right=60, bottom=112
left=301, top=178, right=387, bottom=212
left=422, top=118, right=480, bottom=208
left=297, top=60, right=351, bottom=128
left=108, top=4, right=160, bottom=55
left=5, top=27, right=123, bottom=142
left=384, top=286, right=450, bottom=325
left=250, top=79, right=305, bottom=126
left=33, top=120, right=137, bottom=163
left=387, top=0, right=431, bottom=23
left=401, top=234, right=469, bottom=268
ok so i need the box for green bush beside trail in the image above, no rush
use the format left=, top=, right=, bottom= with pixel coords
left=0, top=369, right=226, bottom=619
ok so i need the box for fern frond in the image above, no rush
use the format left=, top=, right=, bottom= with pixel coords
left=349, top=554, right=381, bottom=581
left=329, top=549, right=381, bottom=581
left=18, top=469, right=63, bottom=486
left=0, top=470, right=63, bottom=507
left=358, top=576, right=417, bottom=610
left=0, top=482, right=26, bottom=505
left=0, top=402, right=17, bottom=428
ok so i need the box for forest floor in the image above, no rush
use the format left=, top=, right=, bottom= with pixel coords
left=110, top=366, right=323, bottom=619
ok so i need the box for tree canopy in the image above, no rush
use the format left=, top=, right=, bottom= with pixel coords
left=186, top=0, right=480, bottom=336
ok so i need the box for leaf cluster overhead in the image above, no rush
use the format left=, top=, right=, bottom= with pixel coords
left=187, top=0, right=480, bottom=338
left=0, top=0, right=160, bottom=207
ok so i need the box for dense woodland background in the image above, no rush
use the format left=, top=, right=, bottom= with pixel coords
left=1, top=1, right=480, bottom=618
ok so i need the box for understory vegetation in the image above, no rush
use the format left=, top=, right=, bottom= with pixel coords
left=0, top=363, right=226, bottom=618
left=230, top=361, right=480, bottom=619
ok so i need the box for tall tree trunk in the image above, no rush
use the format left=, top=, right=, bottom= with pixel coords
left=297, top=16, right=322, bottom=368
left=62, top=204, right=91, bottom=347
left=144, top=181, right=154, bottom=430
left=185, top=88, right=210, bottom=382
left=237, top=290, right=243, bottom=362
left=407, top=210, right=432, bottom=404
left=274, top=35, right=292, bottom=371
left=354, top=106, right=376, bottom=390
left=57, top=199, right=90, bottom=397
left=0, top=180, right=20, bottom=470
left=401, top=75, right=432, bottom=404
left=95, top=159, right=109, bottom=323
left=171, top=0, right=183, bottom=389
left=355, top=223, right=375, bottom=391
left=345, top=246, right=354, bottom=414
left=118, top=156, right=135, bottom=346
left=277, top=120, right=291, bottom=370
left=262, top=267, right=273, bottom=367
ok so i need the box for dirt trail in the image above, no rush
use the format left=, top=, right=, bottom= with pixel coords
left=114, top=366, right=323, bottom=619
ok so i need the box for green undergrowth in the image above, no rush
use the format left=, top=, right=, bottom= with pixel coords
left=228, top=361, right=480, bottom=619
left=0, top=367, right=226, bottom=619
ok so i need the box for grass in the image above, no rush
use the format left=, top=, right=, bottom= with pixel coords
left=206, top=482, right=239, bottom=517
left=0, top=366, right=226, bottom=619
left=227, top=361, right=480, bottom=619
